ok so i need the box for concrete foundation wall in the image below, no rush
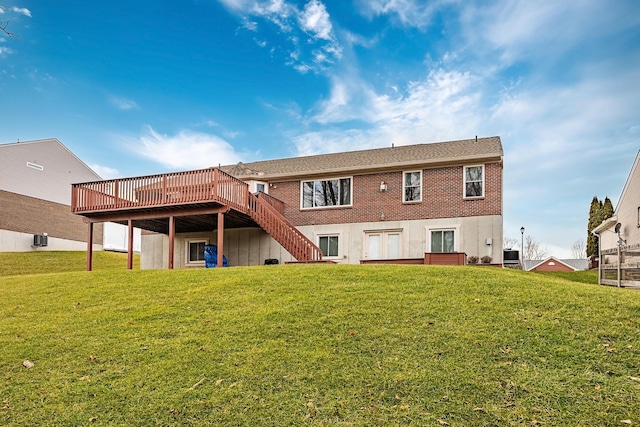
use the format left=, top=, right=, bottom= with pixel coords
left=0, top=229, right=103, bottom=252
left=140, top=215, right=502, bottom=269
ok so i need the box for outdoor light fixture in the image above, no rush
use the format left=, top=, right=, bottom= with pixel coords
left=380, top=181, right=388, bottom=192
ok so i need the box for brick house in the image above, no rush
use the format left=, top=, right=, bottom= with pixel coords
left=593, top=149, right=640, bottom=287
left=524, top=257, right=588, bottom=272
left=71, top=136, right=504, bottom=270
left=0, top=138, right=105, bottom=251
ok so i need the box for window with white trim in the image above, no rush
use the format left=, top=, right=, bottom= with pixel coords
left=464, top=165, right=484, bottom=198
left=403, top=171, right=422, bottom=203
left=301, top=177, right=352, bottom=209
left=186, top=239, right=208, bottom=265
left=430, top=230, right=455, bottom=253
left=318, top=234, right=339, bottom=258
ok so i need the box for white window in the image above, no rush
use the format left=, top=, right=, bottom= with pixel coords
left=464, top=165, right=484, bottom=198
left=430, top=230, right=455, bottom=253
left=403, top=171, right=422, bottom=203
left=364, top=230, right=402, bottom=259
left=186, top=239, right=208, bottom=265
left=318, top=235, right=340, bottom=258
left=301, top=177, right=352, bottom=209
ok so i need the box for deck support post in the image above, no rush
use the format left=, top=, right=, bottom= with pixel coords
left=86, top=222, right=94, bottom=271
left=169, top=215, right=175, bottom=269
left=127, top=219, right=134, bottom=270
left=217, top=211, right=225, bottom=268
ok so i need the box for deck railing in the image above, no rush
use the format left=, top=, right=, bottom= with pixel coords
left=72, top=168, right=322, bottom=262
left=256, top=191, right=285, bottom=215
left=72, top=168, right=248, bottom=214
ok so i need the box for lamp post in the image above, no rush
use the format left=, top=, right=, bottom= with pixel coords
left=520, top=226, right=525, bottom=268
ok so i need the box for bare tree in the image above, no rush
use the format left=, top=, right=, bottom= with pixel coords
left=503, top=236, right=519, bottom=250
left=571, top=239, right=587, bottom=259
left=0, top=5, right=30, bottom=39
left=0, top=6, right=16, bottom=38
left=523, top=235, right=548, bottom=261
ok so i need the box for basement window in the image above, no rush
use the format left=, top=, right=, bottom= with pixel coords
left=318, top=234, right=339, bottom=258
left=186, top=239, right=208, bottom=265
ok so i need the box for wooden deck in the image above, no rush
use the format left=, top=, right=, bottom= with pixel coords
left=71, top=168, right=322, bottom=269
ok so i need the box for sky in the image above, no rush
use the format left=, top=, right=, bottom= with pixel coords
left=1, top=0, right=639, bottom=258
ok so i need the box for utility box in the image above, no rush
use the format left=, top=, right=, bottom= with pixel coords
left=33, top=233, right=48, bottom=247
left=503, top=249, right=519, bottom=265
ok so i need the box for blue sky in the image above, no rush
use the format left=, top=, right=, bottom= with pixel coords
left=1, top=0, right=639, bottom=257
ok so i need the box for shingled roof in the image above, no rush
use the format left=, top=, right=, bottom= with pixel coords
left=220, top=136, right=503, bottom=180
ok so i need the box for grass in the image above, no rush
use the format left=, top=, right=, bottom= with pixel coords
left=1, top=254, right=639, bottom=426
left=0, top=251, right=139, bottom=276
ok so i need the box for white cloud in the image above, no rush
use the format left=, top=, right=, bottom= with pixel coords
left=129, top=127, right=244, bottom=170
left=89, top=164, right=120, bottom=179
left=0, top=46, right=12, bottom=57
left=458, top=1, right=640, bottom=69
left=218, top=0, right=340, bottom=72
left=311, top=68, right=481, bottom=132
left=242, top=17, right=258, bottom=32
left=299, top=0, right=332, bottom=40
left=217, top=0, right=253, bottom=11
left=108, top=95, right=139, bottom=110
left=11, top=7, right=31, bottom=17
left=288, top=68, right=483, bottom=157
left=355, top=0, right=449, bottom=28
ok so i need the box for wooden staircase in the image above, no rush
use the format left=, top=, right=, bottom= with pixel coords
left=247, top=192, right=323, bottom=262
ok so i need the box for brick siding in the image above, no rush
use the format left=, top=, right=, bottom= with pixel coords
left=0, top=190, right=103, bottom=244
left=269, top=162, right=502, bottom=226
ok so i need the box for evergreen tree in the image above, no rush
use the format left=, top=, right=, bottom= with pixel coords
left=587, top=196, right=603, bottom=257
left=602, top=197, right=614, bottom=220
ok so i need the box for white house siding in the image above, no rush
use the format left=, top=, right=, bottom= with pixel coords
left=140, top=215, right=502, bottom=269
left=598, top=150, right=640, bottom=267
left=0, top=139, right=101, bottom=205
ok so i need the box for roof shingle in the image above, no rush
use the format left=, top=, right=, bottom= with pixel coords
left=220, top=136, right=503, bottom=179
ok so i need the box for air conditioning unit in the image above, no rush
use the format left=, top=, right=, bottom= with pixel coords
left=33, top=233, right=48, bottom=247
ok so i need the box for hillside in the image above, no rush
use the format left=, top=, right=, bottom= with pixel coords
left=0, top=260, right=638, bottom=426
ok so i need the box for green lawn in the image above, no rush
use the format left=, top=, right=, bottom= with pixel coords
left=0, top=250, right=139, bottom=276
left=1, top=254, right=639, bottom=426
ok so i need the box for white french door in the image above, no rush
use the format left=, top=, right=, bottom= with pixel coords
left=365, top=230, right=401, bottom=259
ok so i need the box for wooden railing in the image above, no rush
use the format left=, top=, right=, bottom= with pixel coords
left=72, top=168, right=248, bottom=214
left=248, top=192, right=322, bottom=262
left=71, top=168, right=322, bottom=262
left=256, top=191, right=285, bottom=215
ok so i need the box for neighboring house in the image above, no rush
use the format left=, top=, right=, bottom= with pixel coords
left=0, top=138, right=105, bottom=252
left=593, top=149, right=640, bottom=288
left=523, top=257, right=588, bottom=272
left=71, top=136, right=504, bottom=270
left=0, top=138, right=140, bottom=253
